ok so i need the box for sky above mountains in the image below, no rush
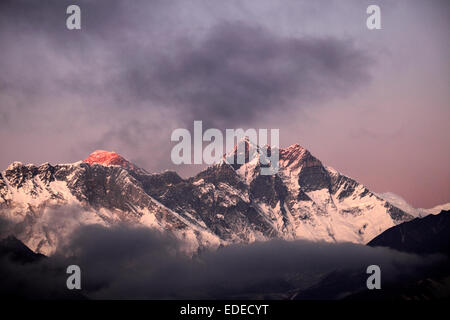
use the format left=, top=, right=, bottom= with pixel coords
left=0, top=0, right=448, bottom=208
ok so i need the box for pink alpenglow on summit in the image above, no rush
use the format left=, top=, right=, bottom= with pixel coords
left=83, top=150, right=139, bottom=171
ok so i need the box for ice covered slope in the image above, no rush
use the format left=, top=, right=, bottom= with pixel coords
left=217, top=141, right=413, bottom=244
left=0, top=154, right=221, bottom=255
left=377, top=192, right=450, bottom=217
left=0, top=146, right=414, bottom=255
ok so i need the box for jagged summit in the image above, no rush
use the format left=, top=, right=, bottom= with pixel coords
left=280, top=143, right=308, bottom=159
left=222, top=140, right=317, bottom=178
left=279, top=144, right=318, bottom=170
left=224, top=138, right=258, bottom=166
left=282, top=143, right=307, bottom=154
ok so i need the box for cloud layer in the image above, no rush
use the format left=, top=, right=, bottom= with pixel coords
left=47, top=224, right=438, bottom=299
left=130, top=22, right=371, bottom=128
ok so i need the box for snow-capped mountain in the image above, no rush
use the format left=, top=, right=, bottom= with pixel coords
left=428, top=203, right=450, bottom=215
left=377, top=192, right=450, bottom=218
left=0, top=143, right=415, bottom=255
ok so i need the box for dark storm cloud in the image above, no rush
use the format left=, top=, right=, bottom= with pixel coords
left=0, top=0, right=372, bottom=129
left=0, top=0, right=138, bottom=98
left=122, top=22, right=372, bottom=127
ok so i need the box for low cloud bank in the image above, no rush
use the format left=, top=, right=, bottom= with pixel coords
left=55, top=224, right=439, bottom=299
left=0, top=223, right=443, bottom=299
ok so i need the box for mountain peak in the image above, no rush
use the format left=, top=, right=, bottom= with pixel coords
left=83, top=150, right=139, bottom=171
left=279, top=143, right=314, bottom=169
left=284, top=143, right=304, bottom=151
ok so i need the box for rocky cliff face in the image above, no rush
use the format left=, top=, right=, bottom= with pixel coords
left=0, top=144, right=413, bottom=255
left=368, top=210, right=450, bottom=255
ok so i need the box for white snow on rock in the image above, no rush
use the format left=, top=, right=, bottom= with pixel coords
left=1, top=144, right=442, bottom=255
left=378, top=192, right=449, bottom=217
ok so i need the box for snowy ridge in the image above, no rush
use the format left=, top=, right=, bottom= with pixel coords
left=0, top=144, right=427, bottom=255
left=0, top=161, right=220, bottom=255
left=377, top=192, right=450, bottom=217
left=426, top=203, right=450, bottom=215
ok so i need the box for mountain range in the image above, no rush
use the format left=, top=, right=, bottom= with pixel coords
left=0, top=141, right=441, bottom=255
